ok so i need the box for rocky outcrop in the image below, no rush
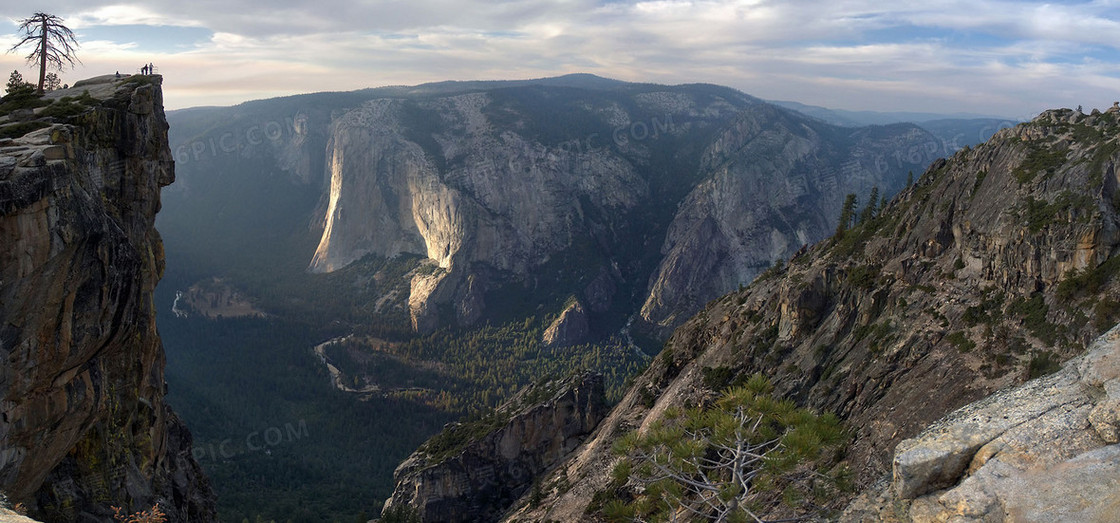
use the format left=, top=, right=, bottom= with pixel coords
left=542, top=300, right=590, bottom=348
left=844, top=323, right=1120, bottom=522
left=511, top=107, right=1120, bottom=521
left=383, top=372, right=607, bottom=523
left=0, top=76, right=215, bottom=520
left=0, top=508, right=39, bottom=523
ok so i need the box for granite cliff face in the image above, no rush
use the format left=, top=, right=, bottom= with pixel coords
left=542, top=300, right=591, bottom=348
left=0, top=76, right=215, bottom=520
left=383, top=372, right=607, bottom=522
left=310, top=93, right=648, bottom=275
left=509, top=106, right=1120, bottom=521
left=305, top=82, right=935, bottom=336
left=308, top=91, right=653, bottom=332
left=640, top=105, right=936, bottom=333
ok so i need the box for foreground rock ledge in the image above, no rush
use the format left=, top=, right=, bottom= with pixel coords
left=844, top=323, right=1120, bottom=522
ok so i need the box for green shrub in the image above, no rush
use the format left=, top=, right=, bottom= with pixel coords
left=0, top=88, right=49, bottom=115
left=1057, top=256, right=1120, bottom=301
left=701, top=365, right=737, bottom=390
left=846, top=264, right=881, bottom=290
left=610, top=375, right=848, bottom=522
left=418, top=409, right=511, bottom=464
left=1012, top=146, right=1067, bottom=184
left=946, top=331, right=976, bottom=353
left=1094, top=298, right=1120, bottom=330
left=757, top=259, right=786, bottom=282
left=1021, top=192, right=1092, bottom=233
left=971, top=170, right=987, bottom=197
left=380, top=505, right=421, bottom=523
left=38, top=99, right=89, bottom=119
left=0, top=121, right=50, bottom=139
left=1009, top=293, right=1062, bottom=346
left=963, top=293, right=1004, bottom=327
left=1027, top=351, right=1061, bottom=379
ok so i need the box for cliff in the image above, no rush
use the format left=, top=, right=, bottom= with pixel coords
left=304, top=84, right=934, bottom=336
left=508, top=105, right=1120, bottom=520
left=0, top=76, right=215, bottom=520
left=639, top=106, right=935, bottom=334
left=383, top=372, right=607, bottom=522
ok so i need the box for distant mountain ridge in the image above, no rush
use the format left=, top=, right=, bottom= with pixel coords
left=769, top=99, right=1017, bottom=126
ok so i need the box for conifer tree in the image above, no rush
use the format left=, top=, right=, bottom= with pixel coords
left=43, top=72, right=61, bottom=91
left=836, top=193, right=858, bottom=236
left=859, top=186, right=880, bottom=224
left=8, top=12, right=80, bottom=94
left=5, top=70, right=30, bottom=96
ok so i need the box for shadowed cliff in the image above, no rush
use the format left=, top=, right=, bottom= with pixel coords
left=0, top=75, right=215, bottom=521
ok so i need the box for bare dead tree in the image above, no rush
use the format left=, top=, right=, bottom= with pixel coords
left=8, top=12, right=80, bottom=94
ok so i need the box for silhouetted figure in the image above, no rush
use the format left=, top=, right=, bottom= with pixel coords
left=141, top=64, right=147, bottom=75
left=149, top=62, right=154, bottom=75
left=115, top=71, right=120, bottom=79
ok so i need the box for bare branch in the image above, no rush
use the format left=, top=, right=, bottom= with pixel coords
left=6, top=12, right=80, bottom=93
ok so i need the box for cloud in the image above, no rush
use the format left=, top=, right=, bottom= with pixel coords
left=0, top=1, right=1117, bottom=115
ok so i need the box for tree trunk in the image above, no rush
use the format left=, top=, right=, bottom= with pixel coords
left=37, top=19, right=47, bottom=94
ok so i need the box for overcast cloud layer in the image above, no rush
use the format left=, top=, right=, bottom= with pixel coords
left=2, top=1, right=1118, bottom=115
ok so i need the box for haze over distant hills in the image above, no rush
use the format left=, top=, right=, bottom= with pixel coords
left=770, top=99, right=1019, bottom=126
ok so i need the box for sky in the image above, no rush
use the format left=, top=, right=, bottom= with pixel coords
left=1, top=1, right=1118, bottom=117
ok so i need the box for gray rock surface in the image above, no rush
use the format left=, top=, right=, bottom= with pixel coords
left=844, top=324, right=1120, bottom=522
left=302, top=86, right=934, bottom=337
left=0, top=508, right=39, bottom=523
left=640, top=107, right=935, bottom=334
